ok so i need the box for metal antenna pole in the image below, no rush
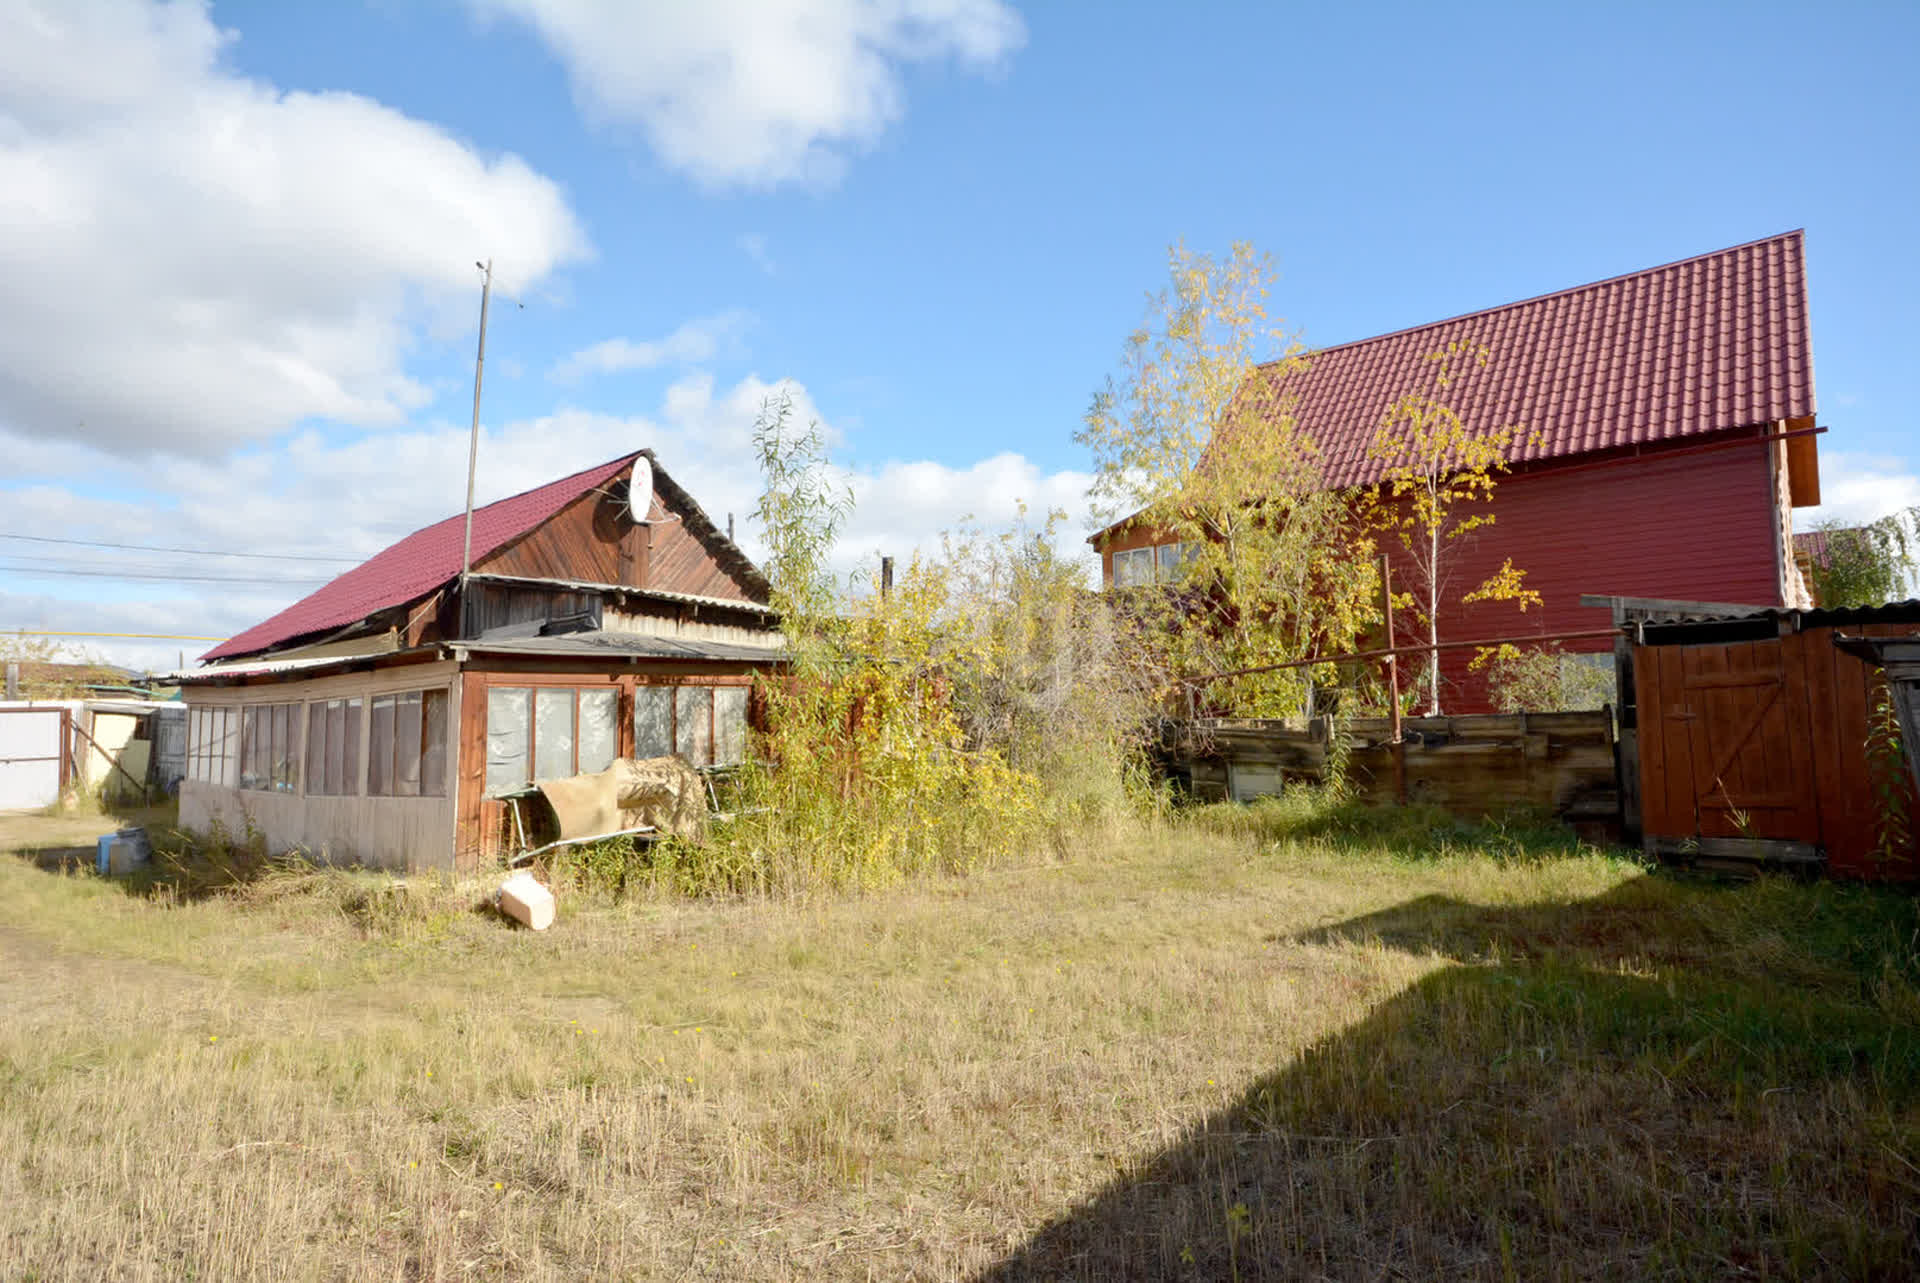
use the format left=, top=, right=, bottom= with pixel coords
left=460, top=259, right=493, bottom=595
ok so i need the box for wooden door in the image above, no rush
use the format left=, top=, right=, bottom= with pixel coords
left=1638, top=638, right=1819, bottom=842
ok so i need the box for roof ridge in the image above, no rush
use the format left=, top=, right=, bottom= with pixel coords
left=1266, top=230, right=1805, bottom=367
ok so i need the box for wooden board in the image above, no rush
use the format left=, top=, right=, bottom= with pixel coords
left=475, top=464, right=757, bottom=603
left=1170, top=710, right=1616, bottom=823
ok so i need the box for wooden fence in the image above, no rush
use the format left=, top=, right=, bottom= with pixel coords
left=1167, top=710, right=1619, bottom=834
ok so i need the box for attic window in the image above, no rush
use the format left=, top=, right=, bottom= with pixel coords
left=1111, top=541, right=1193, bottom=588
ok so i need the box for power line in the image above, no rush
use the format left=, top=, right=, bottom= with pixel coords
left=3, top=630, right=225, bottom=641
left=0, top=563, right=329, bottom=585
left=0, top=532, right=359, bottom=564
left=0, top=551, right=339, bottom=578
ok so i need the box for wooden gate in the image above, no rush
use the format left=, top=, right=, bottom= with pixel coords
left=1635, top=622, right=1920, bottom=877
left=1637, top=638, right=1819, bottom=844
left=0, top=706, right=72, bottom=810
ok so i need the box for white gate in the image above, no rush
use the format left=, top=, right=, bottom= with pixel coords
left=0, top=707, right=69, bottom=810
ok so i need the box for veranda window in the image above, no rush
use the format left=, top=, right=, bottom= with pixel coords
left=485, top=686, right=618, bottom=794
left=368, top=689, right=448, bottom=797
left=304, top=697, right=363, bottom=796
left=187, top=706, right=239, bottom=787
left=239, top=703, right=302, bottom=792
left=633, top=684, right=748, bottom=768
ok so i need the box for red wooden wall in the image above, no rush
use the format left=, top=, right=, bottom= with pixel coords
left=1096, top=435, right=1791, bottom=715
left=1636, top=624, right=1920, bottom=880
left=1384, top=438, right=1786, bottom=712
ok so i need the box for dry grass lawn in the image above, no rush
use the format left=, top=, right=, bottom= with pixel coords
left=0, top=800, right=1916, bottom=1280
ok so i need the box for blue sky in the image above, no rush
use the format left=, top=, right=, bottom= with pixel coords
left=3, top=0, right=1916, bottom=671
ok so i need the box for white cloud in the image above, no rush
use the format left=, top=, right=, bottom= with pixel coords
left=468, top=0, right=1025, bottom=187
left=0, top=0, right=589, bottom=455
left=0, top=373, right=1094, bottom=672
left=1802, top=451, right=1920, bottom=528
left=550, top=310, right=752, bottom=381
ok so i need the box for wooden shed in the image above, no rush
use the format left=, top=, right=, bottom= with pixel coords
left=1623, top=599, right=1920, bottom=879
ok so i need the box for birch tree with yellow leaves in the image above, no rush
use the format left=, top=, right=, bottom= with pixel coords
left=1365, top=341, right=1541, bottom=715
left=1077, top=242, right=1381, bottom=716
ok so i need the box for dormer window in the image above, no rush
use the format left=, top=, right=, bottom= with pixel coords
left=1110, top=541, right=1193, bottom=588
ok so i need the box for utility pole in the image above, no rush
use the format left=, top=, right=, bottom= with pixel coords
left=459, top=259, right=494, bottom=595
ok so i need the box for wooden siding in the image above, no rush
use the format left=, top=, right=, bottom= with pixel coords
left=1101, top=434, right=1787, bottom=714
left=1635, top=623, right=1920, bottom=880
left=179, top=660, right=462, bottom=871
left=602, top=605, right=783, bottom=650
left=477, top=486, right=640, bottom=585
left=462, top=582, right=601, bottom=636
left=474, top=464, right=756, bottom=603
left=1388, top=435, right=1783, bottom=712
left=642, top=489, right=754, bottom=603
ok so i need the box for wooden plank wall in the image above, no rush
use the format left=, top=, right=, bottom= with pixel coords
left=642, top=490, right=754, bottom=603
left=1177, top=710, right=1617, bottom=827
left=462, top=583, right=600, bottom=635
left=474, top=471, right=755, bottom=604
left=1635, top=624, right=1920, bottom=879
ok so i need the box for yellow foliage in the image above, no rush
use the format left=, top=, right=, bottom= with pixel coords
left=1362, top=343, right=1542, bottom=713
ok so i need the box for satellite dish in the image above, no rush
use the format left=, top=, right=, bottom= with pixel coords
left=628, top=456, right=653, bottom=524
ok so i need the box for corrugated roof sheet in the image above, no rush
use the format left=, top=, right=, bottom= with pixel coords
left=1241, top=231, right=1815, bottom=489
left=203, top=454, right=641, bottom=661
left=461, top=630, right=784, bottom=664
left=1633, top=598, right=1920, bottom=630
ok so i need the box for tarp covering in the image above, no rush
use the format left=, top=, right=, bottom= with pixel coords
left=536, top=756, right=708, bottom=842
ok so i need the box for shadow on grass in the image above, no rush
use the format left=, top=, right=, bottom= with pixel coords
left=977, top=876, right=1920, bottom=1281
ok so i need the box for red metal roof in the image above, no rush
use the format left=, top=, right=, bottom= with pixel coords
left=203, top=452, right=641, bottom=660
left=1245, top=230, right=1815, bottom=489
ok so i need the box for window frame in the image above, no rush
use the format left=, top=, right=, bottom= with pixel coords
left=1111, top=540, right=1194, bottom=588
left=304, top=696, right=364, bottom=797
left=633, top=682, right=750, bottom=768
left=368, top=687, right=449, bottom=798
left=187, top=705, right=240, bottom=788
left=238, top=702, right=303, bottom=793
left=484, top=684, right=621, bottom=796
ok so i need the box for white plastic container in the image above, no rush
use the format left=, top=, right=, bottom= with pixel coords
left=497, top=870, right=555, bottom=931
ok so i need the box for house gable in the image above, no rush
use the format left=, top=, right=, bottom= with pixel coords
left=475, top=459, right=763, bottom=605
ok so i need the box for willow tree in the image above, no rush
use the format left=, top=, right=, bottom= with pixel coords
left=1804, top=509, right=1920, bottom=607
left=1077, top=242, right=1381, bottom=717
left=1364, top=342, right=1541, bottom=715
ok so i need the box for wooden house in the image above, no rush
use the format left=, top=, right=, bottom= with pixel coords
left=1094, top=232, right=1822, bottom=713
left=173, top=450, right=782, bottom=872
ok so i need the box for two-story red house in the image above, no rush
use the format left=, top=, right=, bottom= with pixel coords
left=1093, top=231, right=1821, bottom=713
